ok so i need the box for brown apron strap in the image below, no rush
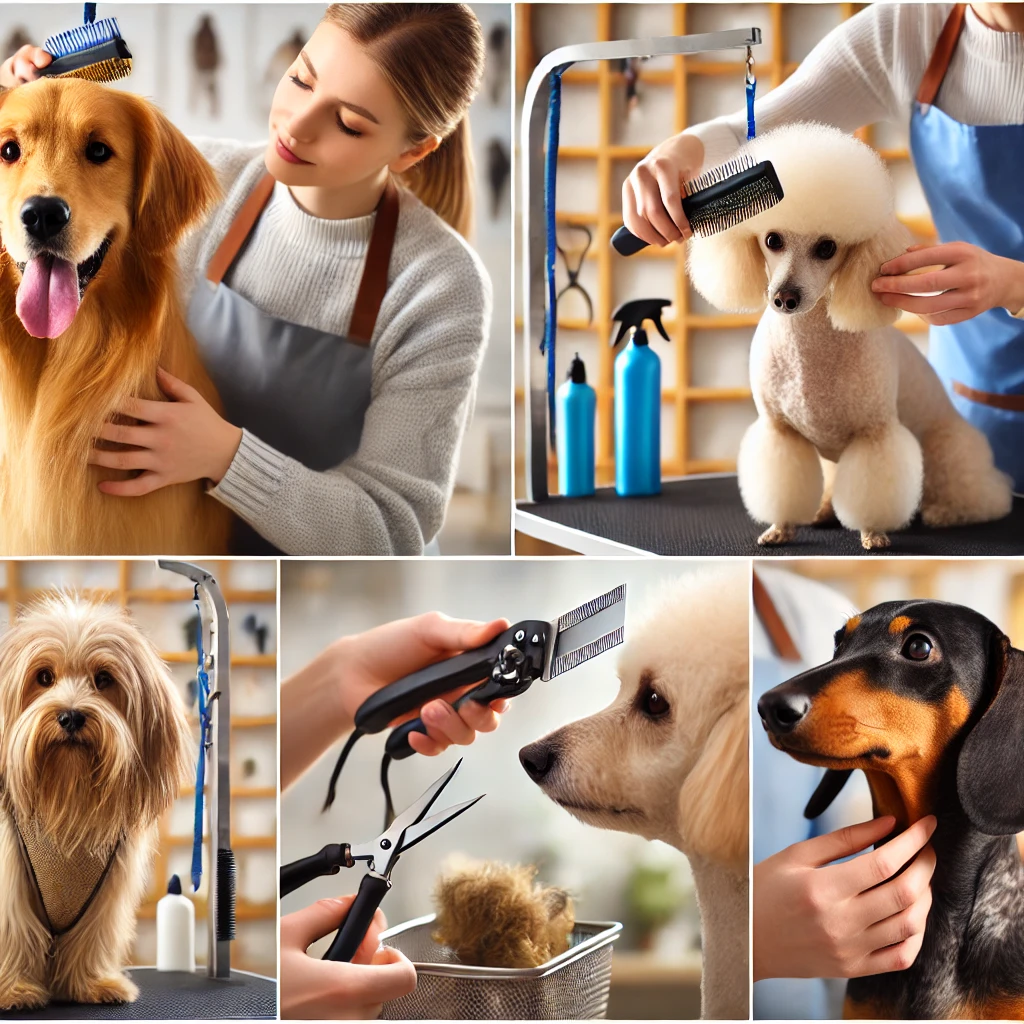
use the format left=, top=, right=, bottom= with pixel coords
left=752, top=571, right=802, bottom=662
left=348, top=176, right=400, bottom=344
left=206, top=172, right=276, bottom=286
left=916, top=4, right=967, bottom=107
left=952, top=379, right=1024, bottom=412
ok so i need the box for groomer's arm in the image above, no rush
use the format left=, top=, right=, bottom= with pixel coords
left=0, top=45, right=51, bottom=88
left=280, top=613, right=510, bottom=790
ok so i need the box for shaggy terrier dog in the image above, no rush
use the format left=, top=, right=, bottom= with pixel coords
left=0, top=594, right=192, bottom=1009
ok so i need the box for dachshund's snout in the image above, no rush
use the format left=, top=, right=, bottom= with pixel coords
left=757, top=690, right=810, bottom=734
left=520, top=740, right=557, bottom=782
left=56, top=709, right=87, bottom=735
left=21, top=196, right=71, bottom=243
left=772, top=287, right=802, bottom=313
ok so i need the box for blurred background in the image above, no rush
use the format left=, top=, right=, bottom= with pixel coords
left=0, top=559, right=277, bottom=978
left=279, top=559, right=744, bottom=1018
left=514, top=3, right=931, bottom=553
left=0, top=2, right=512, bottom=554
left=752, top=559, right=1024, bottom=1020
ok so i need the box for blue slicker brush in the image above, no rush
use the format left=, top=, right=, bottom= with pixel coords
left=38, top=3, right=133, bottom=84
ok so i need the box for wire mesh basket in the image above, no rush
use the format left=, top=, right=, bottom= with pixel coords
left=378, top=914, right=622, bottom=1019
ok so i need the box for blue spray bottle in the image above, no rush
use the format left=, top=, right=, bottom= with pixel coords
left=611, top=298, right=671, bottom=497
left=556, top=353, right=596, bottom=497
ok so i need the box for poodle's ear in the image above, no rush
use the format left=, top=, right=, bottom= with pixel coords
left=678, top=693, right=748, bottom=871
left=687, top=231, right=766, bottom=313
left=828, top=218, right=913, bottom=333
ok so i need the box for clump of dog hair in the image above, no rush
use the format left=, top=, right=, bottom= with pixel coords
left=432, top=859, right=575, bottom=968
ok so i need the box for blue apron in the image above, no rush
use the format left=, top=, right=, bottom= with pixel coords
left=187, top=172, right=399, bottom=555
left=909, top=3, right=1024, bottom=492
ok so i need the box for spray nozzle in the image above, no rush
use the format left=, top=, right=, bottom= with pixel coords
left=567, top=352, right=587, bottom=384
left=610, top=298, right=671, bottom=347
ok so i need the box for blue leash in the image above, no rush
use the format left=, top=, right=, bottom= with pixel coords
left=192, top=586, right=212, bottom=893
left=745, top=46, right=757, bottom=140
left=83, top=3, right=96, bottom=23
left=542, top=66, right=567, bottom=448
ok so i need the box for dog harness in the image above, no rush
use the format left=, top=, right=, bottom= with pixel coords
left=15, top=818, right=120, bottom=952
left=910, top=3, right=1024, bottom=493
left=187, top=170, right=400, bottom=554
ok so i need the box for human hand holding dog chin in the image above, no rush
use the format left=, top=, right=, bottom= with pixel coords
left=280, top=897, right=417, bottom=1019
left=88, top=367, right=243, bottom=495
left=872, top=241, right=1024, bottom=325
left=0, top=45, right=50, bottom=88
left=753, top=814, right=937, bottom=981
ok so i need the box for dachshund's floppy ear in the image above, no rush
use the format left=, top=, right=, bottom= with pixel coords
left=678, top=694, right=748, bottom=872
left=126, top=96, right=220, bottom=255
left=828, top=218, right=913, bottom=333
left=687, top=231, right=767, bottom=313
left=957, top=632, right=1024, bottom=835
left=804, top=768, right=852, bottom=819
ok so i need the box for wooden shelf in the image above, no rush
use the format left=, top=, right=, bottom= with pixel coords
left=163, top=652, right=276, bottom=667
left=182, top=786, right=277, bottom=799
left=138, top=899, right=276, bottom=922
left=167, top=835, right=276, bottom=850
left=129, top=588, right=277, bottom=603
left=187, top=714, right=276, bottom=729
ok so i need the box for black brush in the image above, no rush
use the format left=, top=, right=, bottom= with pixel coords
left=38, top=7, right=133, bottom=85
left=217, top=847, right=237, bottom=942
left=612, top=155, right=783, bottom=256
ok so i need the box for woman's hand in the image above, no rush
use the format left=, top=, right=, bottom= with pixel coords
left=280, top=896, right=417, bottom=1019
left=754, top=815, right=937, bottom=981
left=88, top=367, right=242, bottom=495
left=872, top=242, right=1024, bottom=325
left=0, top=45, right=51, bottom=89
left=621, top=133, right=706, bottom=249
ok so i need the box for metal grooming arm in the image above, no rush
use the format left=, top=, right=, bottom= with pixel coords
left=157, top=559, right=232, bottom=979
left=521, top=29, right=762, bottom=501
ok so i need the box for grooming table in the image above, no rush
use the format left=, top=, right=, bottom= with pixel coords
left=516, top=474, right=1024, bottom=556
left=0, top=968, right=276, bottom=1021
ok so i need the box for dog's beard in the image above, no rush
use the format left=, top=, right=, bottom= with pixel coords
left=4, top=700, right=144, bottom=856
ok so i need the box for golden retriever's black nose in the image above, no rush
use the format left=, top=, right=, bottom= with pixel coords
left=56, top=709, right=86, bottom=735
left=773, top=287, right=801, bottom=312
left=21, top=196, right=71, bottom=242
left=519, top=741, right=556, bottom=782
left=757, top=691, right=810, bottom=734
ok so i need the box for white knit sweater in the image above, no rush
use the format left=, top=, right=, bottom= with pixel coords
left=177, top=138, right=492, bottom=555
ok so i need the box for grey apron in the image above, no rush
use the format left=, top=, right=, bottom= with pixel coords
left=188, top=172, right=400, bottom=555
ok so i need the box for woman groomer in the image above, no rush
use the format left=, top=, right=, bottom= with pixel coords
left=623, top=3, right=1024, bottom=493
left=2, top=4, right=492, bottom=554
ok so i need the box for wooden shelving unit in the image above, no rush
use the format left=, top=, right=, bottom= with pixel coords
left=515, top=3, right=935, bottom=493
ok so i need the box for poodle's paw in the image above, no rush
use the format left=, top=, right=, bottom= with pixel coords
left=67, top=974, right=138, bottom=1005
left=758, top=523, right=795, bottom=546
left=860, top=530, right=890, bottom=550
left=0, top=977, right=49, bottom=1011
left=812, top=497, right=838, bottom=526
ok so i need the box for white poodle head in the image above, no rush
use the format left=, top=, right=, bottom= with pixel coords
left=687, top=123, right=913, bottom=332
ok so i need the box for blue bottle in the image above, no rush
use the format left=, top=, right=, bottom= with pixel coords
left=611, top=299, right=672, bottom=497
left=556, top=353, right=596, bottom=497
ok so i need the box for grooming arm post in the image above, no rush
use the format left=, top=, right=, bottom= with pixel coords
left=521, top=29, right=762, bottom=501
left=157, top=560, right=232, bottom=979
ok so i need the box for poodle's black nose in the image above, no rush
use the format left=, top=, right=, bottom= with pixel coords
left=773, top=287, right=801, bottom=312
left=519, top=741, right=556, bottom=782
left=21, top=196, right=71, bottom=242
left=56, top=709, right=86, bottom=735
left=757, top=691, right=810, bottom=734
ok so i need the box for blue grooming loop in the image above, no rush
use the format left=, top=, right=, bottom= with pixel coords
left=191, top=586, right=211, bottom=894
left=521, top=28, right=763, bottom=503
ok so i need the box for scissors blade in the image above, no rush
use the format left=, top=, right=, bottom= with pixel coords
left=543, top=584, right=626, bottom=680
left=397, top=795, right=484, bottom=857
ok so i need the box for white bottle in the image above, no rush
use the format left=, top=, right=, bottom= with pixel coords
left=156, top=875, right=195, bottom=972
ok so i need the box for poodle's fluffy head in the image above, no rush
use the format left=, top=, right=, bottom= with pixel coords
left=432, top=858, right=575, bottom=969
left=519, top=566, right=749, bottom=875
left=687, top=123, right=913, bottom=333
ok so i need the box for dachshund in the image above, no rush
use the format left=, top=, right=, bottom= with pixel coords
left=758, top=599, right=1024, bottom=1019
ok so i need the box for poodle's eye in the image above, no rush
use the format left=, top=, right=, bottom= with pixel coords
left=94, top=670, right=115, bottom=690
left=640, top=685, right=671, bottom=719
left=85, top=141, right=113, bottom=164
left=901, top=634, right=933, bottom=661
left=0, top=140, right=20, bottom=163
left=36, top=668, right=54, bottom=687
left=765, top=232, right=784, bottom=251
left=815, top=239, right=837, bottom=260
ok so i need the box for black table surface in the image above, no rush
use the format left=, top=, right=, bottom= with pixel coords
left=518, top=475, right=1024, bottom=556
left=0, top=969, right=277, bottom=1021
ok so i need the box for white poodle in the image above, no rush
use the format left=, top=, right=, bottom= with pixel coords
left=688, top=123, right=1012, bottom=550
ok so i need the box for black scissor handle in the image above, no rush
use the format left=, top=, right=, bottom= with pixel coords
left=280, top=844, right=351, bottom=898
left=323, top=873, right=392, bottom=962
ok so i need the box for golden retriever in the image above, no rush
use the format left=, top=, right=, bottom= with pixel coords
left=519, top=566, right=750, bottom=1019
left=0, top=78, right=232, bottom=554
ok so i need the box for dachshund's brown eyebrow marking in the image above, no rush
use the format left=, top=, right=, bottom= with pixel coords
left=889, top=615, right=912, bottom=635
left=844, top=615, right=861, bottom=634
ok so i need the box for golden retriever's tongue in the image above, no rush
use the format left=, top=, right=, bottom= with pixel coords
left=15, top=254, right=80, bottom=339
